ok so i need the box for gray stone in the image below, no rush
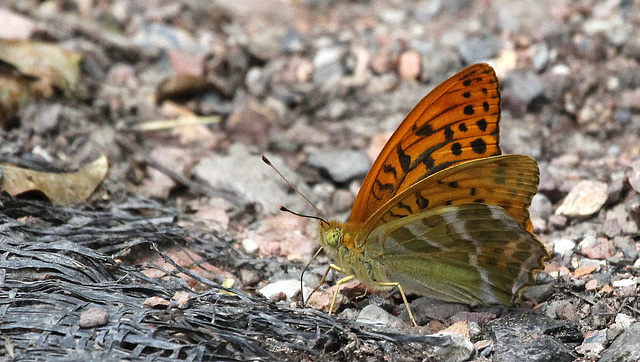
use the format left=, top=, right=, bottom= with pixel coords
left=307, top=148, right=371, bottom=183
left=606, top=204, right=639, bottom=234
left=600, top=323, right=640, bottom=362
left=247, top=28, right=284, bottom=61
left=412, top=0, right=442, bottom=22
left=313, top=46, right=345, bottom=89
left=245, top=67, right=270, bottom=96
left=623, top=32, right=640, bottom=60
left=543, top=300, right=571, bottom=319
left=401, top=297, right=470, bottom=326
left=521, top=284, right=554, bottom=304
left=494, top=0, right=557, bottom=37
left=575, top=342, right=604, bottom=359
left=579, top=258, right=604, bottom=272
left=583, top=328, right=607, bottom=344
left=281, top=28, right=304, bottom=53
left=365, top=73, right=399, bottom=94
left=487, top=313, right=580, bottom=362
left=530, top=193, right=553, bottom=220
left=504, top=71, right=546, bottom=109
left=499, top=113, right=544, bottom=158
left=320, top=100, right=348, bottom=120
left=583, top=16, right=622, bottom=37
left=194, top=144, right=314, bottom=214
left=553, top=238, right=576, bottom=256
left=457, top=36, right=501, bottom=64
left=530, top=43, right=549, bottom=71
left=602, top=218, right=622, bottom=238
left=132, top=23, right=200, bottom=53
left=356, top=305, right=404, bottom=328
left=424, top=332, right=475, bottom=362
left=33, top=104, right=63, bottom=134
left=612, top=236, right=638, bottom=263
left=614, top=313, right=635, bottom=329
left=420, top=49, right=462, bottom=84
left=258, top=279, right=301, bottom=302
left=608, top=23, right=633, bottom=47
left=379, top=9, right=407, bottom=25
left=78, top=307, right=109, bottom=328
left=613, top=109, right=632, bottom=124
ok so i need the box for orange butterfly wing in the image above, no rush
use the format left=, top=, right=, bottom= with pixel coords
left=349, top=63, right=501, bottom=224
left=360, top=154, right=539, bottom=238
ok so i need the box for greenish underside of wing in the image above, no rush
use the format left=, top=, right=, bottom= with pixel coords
left=364, top=203, right=548, bottom=305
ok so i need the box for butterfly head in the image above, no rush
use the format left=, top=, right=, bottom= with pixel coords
left=318, top=220, right=361, bottom=255
left=318, top=221, right=344, bottom=252
left=324, top=227, right=343, bottom=247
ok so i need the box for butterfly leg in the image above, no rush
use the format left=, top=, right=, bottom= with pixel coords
left=305, top=263, right=343, bottom=307
left=376, top=281, right=417, bottom=327
left=329, top=274, right=355, bottom=316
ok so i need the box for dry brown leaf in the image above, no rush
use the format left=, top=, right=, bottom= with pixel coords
left=0, top=156, right=108, bottom=205
left=0, top=39, right=82, bottom=95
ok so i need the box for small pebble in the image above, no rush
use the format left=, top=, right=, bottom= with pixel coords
left=356, top=305, right=404, bottom=328
left=555, top=180, right=608, bottom=217
left=78, top=307, right=109, bottom=328
left=398, top=50, right=421, bottom=80
left=258, top=279, right=301, bottom=302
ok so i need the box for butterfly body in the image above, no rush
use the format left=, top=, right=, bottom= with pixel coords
left=312, top=64, right=549, bottom=323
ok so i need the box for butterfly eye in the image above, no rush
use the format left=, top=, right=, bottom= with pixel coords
left=325, top=229, right=343, bottom=247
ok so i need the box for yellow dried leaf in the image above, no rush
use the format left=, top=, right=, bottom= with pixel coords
left=0, top=156, right=108, bottom=205
left=0, top=40, right=82, bottom=94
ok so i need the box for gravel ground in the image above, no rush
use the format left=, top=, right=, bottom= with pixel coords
left=1, top=0, right=639, bottom=361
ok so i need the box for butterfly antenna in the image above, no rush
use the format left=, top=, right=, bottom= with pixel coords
left=261, top=155, right=326, bottom=219
left=300, top=247, right=324, bottom=308
left=280, top=206, right=329, bottom=227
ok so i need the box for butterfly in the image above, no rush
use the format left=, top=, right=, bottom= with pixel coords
left=313, top=63, right=549, bottom=326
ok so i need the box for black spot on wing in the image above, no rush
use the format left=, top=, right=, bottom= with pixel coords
left=415, top=123, right=434, bottom=137
left=416, top=193, right=429, bottom=209
left=444, top=125, right=454, bottom=140
left=463, top=105, right=475, bottom=115
left=421, top=154, right=435, bottom=169
left=397, top=202, right=413, bottom=213
left=476, top=118, right=488, bottom=131
left=396, top=143, right=411, bottom=173
left=383, top=164, right=398, bottom=179
left=451, top=142, right=462, bottom=156
left=470, top=138, right=487, bottom=154
left=389, top=211, right=406, bottom=218
left=375, top=179, right=395, bottom=194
